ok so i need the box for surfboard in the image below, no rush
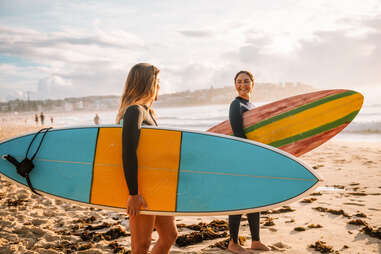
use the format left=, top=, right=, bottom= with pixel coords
left=208, top=89, right=363, bottom=157
left=0, top=126, right=321, bottom=215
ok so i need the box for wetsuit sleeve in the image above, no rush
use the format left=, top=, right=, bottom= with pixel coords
left=229, top=100, right=247, bottom=139
left=122, top=106, right=143, bottom=195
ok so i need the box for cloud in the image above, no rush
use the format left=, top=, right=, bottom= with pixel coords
left=37, top=75, right=74, bottom=99
left=1, top=1, right=381, bottom=103
left=287, top=19, right=381, bottom=88
left=0, top=87, right=27, bottom=102
left=215, top=16, right=381, bottom=90
left=178, top=29, right=214, bottom=38
left=0, top=64, right=47, bottom=100
left=160, top=63, right=216, bottom=91
left=0, top=26, right=144, bottom=65
left=0, top=25, right=146, bottom=100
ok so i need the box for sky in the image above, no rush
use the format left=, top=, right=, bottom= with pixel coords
left=0, top=0, right=381, bottom=103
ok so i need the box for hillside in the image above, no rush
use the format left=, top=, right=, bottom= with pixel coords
left=0, top=82, right=316, bottom=113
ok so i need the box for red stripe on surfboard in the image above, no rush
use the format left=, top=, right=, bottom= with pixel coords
left=277, top=123, right=349, bottom=157
left=207, top=89, right=348, bottom=134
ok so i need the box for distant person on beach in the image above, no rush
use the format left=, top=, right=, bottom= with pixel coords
left=40, top=112, right=45, bottom=126
left=228, top=70, right=269, bottom=253
left=93, top=114, right=100, bottom=125
left=115, top=63, right=177, bottom=254
left=50, top=116, right=54, bottom=125
left=34, top=114, right=39, bottom=125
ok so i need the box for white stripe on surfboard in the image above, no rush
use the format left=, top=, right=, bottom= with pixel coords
left=5, top=156, right=92, bottom=165
left=1, top=157, right=316, bottom=182
left=93, top=165, right=317, bottom=182
left=180, top=169, right=317, bottom=182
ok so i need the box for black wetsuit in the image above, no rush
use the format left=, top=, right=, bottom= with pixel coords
left=228, top=96, right=260, bottom=243
left=122, top=105, right=157, bottom=195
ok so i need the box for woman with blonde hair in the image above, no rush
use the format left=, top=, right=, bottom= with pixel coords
left=116, top=63, right=178, bottom=254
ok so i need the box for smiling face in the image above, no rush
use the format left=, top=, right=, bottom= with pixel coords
left=235, top=72, right=254, bottom=100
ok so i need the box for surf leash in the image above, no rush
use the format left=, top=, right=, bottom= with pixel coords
left=2, top=127, right=52, bottom=195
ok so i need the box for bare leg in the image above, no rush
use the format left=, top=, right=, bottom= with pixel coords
left=228, top=214, right=251, bottom=254
left=151, top=216, right=178, bottom=254
left=251, top=241, right=270, bottom=251
left=247, top=212, right=269, bottom=251
left=228, top=239, right=252, bottom=254
left=130, top=214, right=155, bottom=254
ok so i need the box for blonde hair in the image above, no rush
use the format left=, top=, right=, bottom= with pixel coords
left=115, top=63, right=160, bottom=124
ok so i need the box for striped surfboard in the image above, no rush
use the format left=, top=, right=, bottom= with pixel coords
left=0, top=126, right=321, bottom=215
left=208, top=89, right=363, bottom=157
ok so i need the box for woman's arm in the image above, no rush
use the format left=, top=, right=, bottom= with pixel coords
left=229, top=100, right=247, bottom=139
left=122, top=105, right=143, bottom=195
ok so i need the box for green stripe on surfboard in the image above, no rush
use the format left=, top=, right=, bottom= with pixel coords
left=244, top=90, right=357, bottom=134
left=268, top=110, right=359, bottom=147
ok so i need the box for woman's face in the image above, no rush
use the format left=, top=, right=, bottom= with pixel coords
left=235, top=73, right=254, bottom=99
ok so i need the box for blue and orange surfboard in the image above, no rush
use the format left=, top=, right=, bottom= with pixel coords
left=0, top=126, right=321, bottom=215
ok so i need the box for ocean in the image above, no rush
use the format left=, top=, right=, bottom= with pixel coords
left=47, top=102, right=381, bottom=142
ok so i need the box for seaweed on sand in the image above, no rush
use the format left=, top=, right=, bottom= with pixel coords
left=347, top=219, right=368, bottom=226
left=109, top=241, right=131, bottom=254
left=308, top=241, right=335, bottom=253
left=209, top=236, right=246, bottom=250
left=313, top=207, right=351, bottom=218
left=176, top=230, right=228, bottom=247
left=5, top=198, right=28, bottom=207
left=261, top=206, right=295, bottom=214
left=175, top=220, right=230, bottom=247
left=79, top=226, right=129, bottom=242
left=362, top=225, right=381, bottom=240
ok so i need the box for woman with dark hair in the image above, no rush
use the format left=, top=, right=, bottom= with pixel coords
left=228, top=70, right=269, bottom=253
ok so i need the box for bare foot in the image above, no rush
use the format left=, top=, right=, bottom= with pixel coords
left=228, top=239, right=252, bottom=254
left=251, top=241, right=270, bottom=251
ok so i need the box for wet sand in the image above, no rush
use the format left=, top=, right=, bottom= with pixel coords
left=0, top=125, right=380, bottom=253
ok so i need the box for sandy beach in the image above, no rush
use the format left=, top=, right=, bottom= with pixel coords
left=0, top=125, right=380, bottom=254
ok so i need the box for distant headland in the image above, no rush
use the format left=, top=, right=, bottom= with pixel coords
left=0, top=82, right=315, bottom=113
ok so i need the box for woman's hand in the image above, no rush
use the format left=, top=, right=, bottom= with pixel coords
left=127, top=194, right=147, bottom=216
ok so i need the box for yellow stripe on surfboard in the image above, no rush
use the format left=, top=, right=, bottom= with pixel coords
left=246, top=93, right=363, bottom=144
left=90, top=128, right=181, bottom=211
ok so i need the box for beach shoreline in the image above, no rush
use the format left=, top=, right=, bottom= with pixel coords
left=0, top=126, right=380, bottom=253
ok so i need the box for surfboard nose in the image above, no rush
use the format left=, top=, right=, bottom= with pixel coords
left=175, top=131, right=321, bottom=214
